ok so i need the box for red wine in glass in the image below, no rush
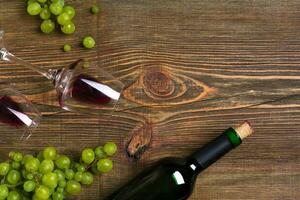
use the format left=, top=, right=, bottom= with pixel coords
left=71, top=74, right=114, bottom=105
left=0, top=96, right=30, bottom=128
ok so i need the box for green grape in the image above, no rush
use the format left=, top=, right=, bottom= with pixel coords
left=40, top=19, right=55, bottom=34
left=23, top=180, right=36, bottom=192
left=42, top=172, right=58, bottom=188
left=81, top=148, right=95, bottom=164
left=8, top=152, right=15, bottom=159
left=6, top=170, right=21, bottom=185
left=22, top=154, right=33, bottom=165
left=25, top=157, right=40, bottom=172
left=50, top=3, right=63, bottom=15
left=81, top=172, right=93, bottom=185
left=35, top=185, right=50, bottom=200
left=37, top=0, right=47, bottom=3
left=7, top=191, right=20, bottom=200
left=61, top=22, right=75, bottom=34
left=0, top=162, right=10, bottom=175
left=27, top=2, right=42, bottom=16
left=90, top=5, right=100, bottom=14
left=82, top=36, right=95, bottom=49
left=58, top=179, right=66, bottom=188
left=54, top=169, right=65, bottom=181
left=43, top=147, right=57, bottom=160
left=63, top=44, right=71, bottom=52
left=65, top=169, right=74, bottom=180
left=12, top=152, right=23, bottom=162
left=11, top=161, right=20, bottom=170
left=74, top=172, right=82, bottom=182
left=26, top=173, right=34, bottom=180
left=76, top=164, right=85, bottom=173
left=37, top=152, right=44, bottom=162
left=57, top=12, right=71, bottom=25
left=27, top=0, right=36, bottom=5
left=66, top=180, right=81, bottom=195
left=97, top=158, right=113, bottom=173
left=40, top=7, right=51, bottom=20
left=0, top=185, right=8, bottom=199
left=94, top=146, right=106, bottom=158
left=52, top=192, right=64, bottom=200
left=55, top=155, right=70, bottom=169
left=39, top=159, right=54, bottom=174
left=63, top=5, right=75, bottom=19
left=103, top=142, right=118, bottom=156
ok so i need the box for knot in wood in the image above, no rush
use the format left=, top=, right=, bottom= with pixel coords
left=143, top=71, right=175, bottom=97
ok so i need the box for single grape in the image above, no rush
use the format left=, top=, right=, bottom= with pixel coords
left=66, top=180, right=81, bottom=195
left=11, top=161, right=20, bottom=170
left=55, top=155, right=70, bottom=169
left=57, top=12, right=71, bottom=25
left=39, top=159, right=54, bottom=174
left=52, top=192, right=64, bottom=200
left=74, top=172, right=82, bottom=182
left=25, top=157, right=40, bottom=172
left=103, top=142, right=118, bottom=156
left=36, top=152, right=44, bottom=162
left=54, top=169, right=65, bottom=181
left=65, top=169, right=74, bottom=180
left=50, top=3, right=63, bottom=15
left=91, top=163, right=99, bottom=174
left=35, top=185, right=50, bottom=200
left=22, top=154, right=33, bottom=165
left=97, top=158, right=113, bottom=173
left=61, top=22, right=75, bottom=34
left=7, top=191, right=20, bottom=200
left=94, top=146, right=106, bottom=158
left=81, top=172, right=93, bottom=185
left=12, top=152, right=23, bottom=162
left=27, top=2, right=42, bottom=16
left=40, top=7, right=51, bottom=20
left=90, top=5, right=100, bottom=14
left=23, top=180, right=36, bottom=192
left=0, top=185, right=8, bottom=199
left=56, top=187, right=64, bottom=193
left=6, top=170, right=21, bottom=185
left=81, top=148, right=95, bottom=164
left=82, top=36, right=95, bottom=49
left=63, top=5, right=75, bottom=19
left=40, top=19, right=55, bottom=34
left=42, top=172, right=58, bottom=188
left=43, top=147, right=57, bottom=160
left=0, top=162, right=10, bottom=175
left=26, top=173, right=34, bottom=180
left=8, top=152, right=15, bottom=159
left=58, top=179, right=66, bottom=188
left=37, top=0, right=47, bottom=3
left=63, top=44, right=71, bottom=52
left=76, top=164, right=85, bottom=173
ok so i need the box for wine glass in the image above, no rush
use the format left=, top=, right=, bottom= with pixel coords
left=0, top=83, right=41, bottom=142
left=0, top=31, right=124, bottom=115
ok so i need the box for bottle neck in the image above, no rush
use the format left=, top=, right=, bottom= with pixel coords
left=187, top=128, right=242, bottom=175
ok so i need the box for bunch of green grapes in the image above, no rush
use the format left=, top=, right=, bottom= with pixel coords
left=0, top=142, right=117, bottom=200
left=26, top=0, right=76, bottom=35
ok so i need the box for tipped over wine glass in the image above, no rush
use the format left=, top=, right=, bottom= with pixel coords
left=0, top=31, right=124, bottom=115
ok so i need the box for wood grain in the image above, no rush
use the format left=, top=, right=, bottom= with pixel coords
left=0, top=0, right=300, bottom=199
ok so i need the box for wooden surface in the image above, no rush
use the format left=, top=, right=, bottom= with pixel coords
left=0, top=0, right=300, bottom=199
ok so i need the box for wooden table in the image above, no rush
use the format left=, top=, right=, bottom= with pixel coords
left=0, top=0, right=299, bottom=199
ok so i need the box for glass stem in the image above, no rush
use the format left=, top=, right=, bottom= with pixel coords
left=0, top=48, right=56, bottom=81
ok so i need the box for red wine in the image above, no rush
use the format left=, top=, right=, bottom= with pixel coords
left=71, top=74, right=113, bottom=105
left=105, top=122, right=253, bottom=200
left=0, top=96, right=27, bottom=128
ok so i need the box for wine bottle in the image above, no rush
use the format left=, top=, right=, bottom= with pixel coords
left=105, top=121, right=254, bottom=200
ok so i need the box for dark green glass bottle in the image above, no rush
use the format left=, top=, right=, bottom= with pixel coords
left=105, top=122, right=253, bottom=200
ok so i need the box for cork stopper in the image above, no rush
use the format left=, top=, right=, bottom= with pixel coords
left=234, top=121, right=254, bottom=140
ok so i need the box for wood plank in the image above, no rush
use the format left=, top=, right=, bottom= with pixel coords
left=0, top=0, right=299, bottom=199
